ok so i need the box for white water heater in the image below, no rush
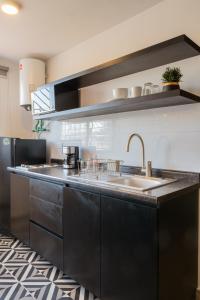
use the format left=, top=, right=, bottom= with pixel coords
left=19, top=58, right=45, bottom=111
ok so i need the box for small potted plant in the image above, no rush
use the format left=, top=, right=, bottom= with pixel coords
left=162, top=67, right=183, bottom=91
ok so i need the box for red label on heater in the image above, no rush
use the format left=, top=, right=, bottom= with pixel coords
left=19, top=64, right=23, bottom=70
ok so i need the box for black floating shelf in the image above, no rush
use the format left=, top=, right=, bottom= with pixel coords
left=52, top=35, right=200, bottom=90
left=34, top=89, right=200, bottom=121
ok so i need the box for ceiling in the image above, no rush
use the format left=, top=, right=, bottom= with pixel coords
left=0, top=0, right=163, bottom=61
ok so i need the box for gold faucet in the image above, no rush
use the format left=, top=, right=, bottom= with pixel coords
left=126, top=133, right=152, bottom=177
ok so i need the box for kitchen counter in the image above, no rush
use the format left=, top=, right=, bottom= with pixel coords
left=7, top=165, right=200, bottom=207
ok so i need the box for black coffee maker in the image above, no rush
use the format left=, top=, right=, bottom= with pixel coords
left=62, top=146, right=79, bottom=169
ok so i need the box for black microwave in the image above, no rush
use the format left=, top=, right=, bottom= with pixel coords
left=31, top=83, right=79, bottom=115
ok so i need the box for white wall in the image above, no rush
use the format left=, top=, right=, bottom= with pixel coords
left=46, top=0, right=200, bottom=171
left=46, top=0, right=200, bottom=287
left=0, top=58, right=33, bottom=138
left=46, top=55, right=200, bottom=171
left=47, top=0, right=200, bottom=81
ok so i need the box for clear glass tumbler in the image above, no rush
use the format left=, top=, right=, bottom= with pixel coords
left=142, top=82, right=153, bottom=96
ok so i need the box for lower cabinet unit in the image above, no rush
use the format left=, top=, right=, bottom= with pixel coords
left=63, top=187, right=100, bottom=297
left=10, top=173, right=30, bottom=245
left=101, top=195, right=157, bottom=300
left=158, top=190, right=198, bottom=300
left=29, top=178, right=64, bottom=270
left=100, top=192, right=198, bottom=300
left=30, top=196, right=63, bottom=236
left=30, top=222, right=63, bottom=269
left=10, top=173, right=198, bottom=300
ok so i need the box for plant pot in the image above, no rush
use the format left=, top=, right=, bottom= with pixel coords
left=162, top=82, right=180, bottom=92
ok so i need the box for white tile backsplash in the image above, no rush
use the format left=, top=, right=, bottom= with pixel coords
left=43, top=56, right=200, bottom=172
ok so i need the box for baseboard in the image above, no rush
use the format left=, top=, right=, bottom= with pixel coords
left=196, top=289, right=200, bottom=300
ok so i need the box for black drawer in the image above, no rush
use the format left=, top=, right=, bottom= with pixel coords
left=30, top=222, right=63, bottom=269
left=30, top=196, right=63, bottom=235
left=30, top=178, right=63, bottom=205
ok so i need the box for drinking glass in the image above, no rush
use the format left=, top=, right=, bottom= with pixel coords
left=142, top=82, right=153, bottom=95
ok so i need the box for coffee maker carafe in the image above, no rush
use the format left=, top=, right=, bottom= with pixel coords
left=62, top=146, right=79, bottom=169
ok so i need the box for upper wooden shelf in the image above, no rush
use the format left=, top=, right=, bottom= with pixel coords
left=34, top=89, right=200, bottom=121
left=34, top=35, right=200, bottom=121
left=52, top=35, right=200, bottom=90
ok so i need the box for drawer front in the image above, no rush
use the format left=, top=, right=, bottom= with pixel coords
left=30, top=196, right=62, bottom=236
left=30, top=222, right=63, bottom=269
left=30, top=178, right=63, bottom=205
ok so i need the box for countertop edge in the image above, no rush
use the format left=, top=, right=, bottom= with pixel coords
left=7, top=166, right=199, bottom=208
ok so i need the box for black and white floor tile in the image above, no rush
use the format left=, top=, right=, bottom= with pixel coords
left=0, top=233, right=98, bottom=300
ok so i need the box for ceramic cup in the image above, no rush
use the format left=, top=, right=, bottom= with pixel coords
left=129, top=86, right=142, bottom=98
left=112, top=88, right=128, bottom=99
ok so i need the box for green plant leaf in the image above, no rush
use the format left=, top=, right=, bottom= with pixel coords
left=162, top=67, right=183, bottom=82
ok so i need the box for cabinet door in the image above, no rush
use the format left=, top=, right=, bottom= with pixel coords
left=63, top=187, right=100, bottom=297
left=10, top=173, right=29, bottom=245
left=158, top=190, right=198, bottom=300
left=30, top=222, right=63, bottom=269
left=101, top=196, right=157, bottom=300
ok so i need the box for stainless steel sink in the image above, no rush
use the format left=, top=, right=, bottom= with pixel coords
left=69, top=174, right=176, bottom=192
left=105, top=175, right=176, bottom=191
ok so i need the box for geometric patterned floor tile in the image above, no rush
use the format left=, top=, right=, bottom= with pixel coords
left=0, top=238, right=19, bottom=250
left=33, top=282, right=66, bottom=300
left=68, top=286, right=96, bottom=300
left=0, top=233, right=98, bottom=300
left=0, top=282, right=33, bottom=300
left=22, top=278, right=51, bottom=290
left=0, top=250, right=14, bottom=264
left=0, top=265, right=17, bottom=290
left=3, top=250, right=38, bottom=264
left=53, top=277, right=80, bottom=294
left=11, top=264, right=49, bottom=282
left=31, top=265, right=62, bottom=281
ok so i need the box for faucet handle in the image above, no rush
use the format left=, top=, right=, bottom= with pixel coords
left=146, top=161, right=152, bottom=177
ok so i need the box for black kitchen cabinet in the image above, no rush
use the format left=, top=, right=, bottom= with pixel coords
left=63, top=187, right=100, bottom=297
left=30, top=221, right=63, bottom=269
left=10, top=173, right=29, bottom=245
left=9, top=171, right=198, bottom=300
left=29, top=178, right=64, bottom=269
left=101, top=195, right=157, bottom=300
left=101, top=191, right=198, bottom=300
left=29, top=178, right=63, bottom=206
left=30, top=178, right=63, bottom=236
left=158, top=190, right=198, bottom=300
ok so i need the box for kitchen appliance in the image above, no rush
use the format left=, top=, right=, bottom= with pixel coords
left=19, top=58, right=45, bottom=111
left=62, top=146, right=79, bottom=169
left=0, top=138, right=46, bottom=230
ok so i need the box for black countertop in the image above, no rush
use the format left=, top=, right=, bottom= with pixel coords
left=7, top=166, right=199, bottom=207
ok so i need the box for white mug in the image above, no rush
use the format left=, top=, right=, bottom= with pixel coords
left=129, top=86, right=142, bottom=98
left=112, top=88, right=128, bottom=99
